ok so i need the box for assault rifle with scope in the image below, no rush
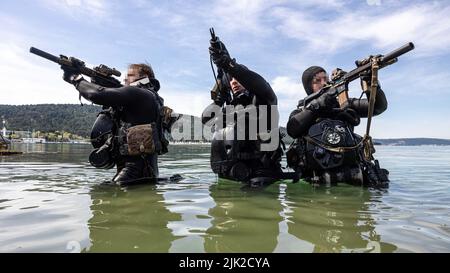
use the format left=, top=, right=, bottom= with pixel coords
left=303, top=42, right=415, bottom=108
left=30, top=47, right=122, bottom=88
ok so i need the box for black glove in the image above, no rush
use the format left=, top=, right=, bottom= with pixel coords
left=306, top=91, right=336, bottom=113
left=210, top=39, right=229, bottom=55
left=360, top=70, right=382, bottom=95
left=331, top=68, right=347, bottom=81
left=209, top=40, right=231, bottom=70
left=336, top=108, right=360, bottom=126
left=359, top=55, right=383, bottom=88
left=213, top=89, right=229, bottom=106
left=61, top=65, right=83, bottom=85
left=360, top=70, right=372, bottom=85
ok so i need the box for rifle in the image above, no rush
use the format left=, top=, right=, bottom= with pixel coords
left=30, top=47, right=122, bottom=88
left=209, top=28, right=232, bottom=105
left=303, top=42, right=415, bottom=108
left=303, top=42, right=415, bottom=162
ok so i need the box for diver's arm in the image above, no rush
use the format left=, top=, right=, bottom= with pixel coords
left=228, top=63, right=277, bottom=105
left=74, top=80, right=136, bottom=107
left=286, top=107, right=316, bottom=138
left=346, top=87, right=388, bottom=117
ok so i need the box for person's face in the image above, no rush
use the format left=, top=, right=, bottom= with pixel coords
left=311, top=71, right=329, bottom=93
left=230, top=78, right=245, bottom=94
left=124, top=67, right=141, bottom=86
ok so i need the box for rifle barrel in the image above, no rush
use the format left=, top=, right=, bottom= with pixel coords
left=304, top=42, right=415, bottom=106
left=29, top=47, right=60, bottom=64
left=381, top=42, right=415, bottom=65
left=343, top=42, right=415, bottom=83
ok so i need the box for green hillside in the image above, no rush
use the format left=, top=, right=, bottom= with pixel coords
left=1, top=104, right=449, bottom=145
left=0, top=104, right=101, bottom=137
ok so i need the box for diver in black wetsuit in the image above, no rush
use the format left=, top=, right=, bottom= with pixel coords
left=286, top=66, right=389, bottom=187
left=62, top=63, right=171, bottom=186
left=202, top=39, right=283, bottom=187
left=287, top=66, right=388, bottom=137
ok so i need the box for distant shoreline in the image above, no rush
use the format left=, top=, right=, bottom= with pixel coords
left=373, top=138, right=450, bottom=146
left=9, top=141, right=450, bottom=147
left=2, top=104, right=449, bottom=145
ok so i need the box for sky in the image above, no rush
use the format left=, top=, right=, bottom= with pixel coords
left=1, top=0, right=449, bottom=138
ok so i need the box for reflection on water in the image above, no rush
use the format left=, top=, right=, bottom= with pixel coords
left=0, top=143, right=449, bottom=252
left=281, top=184, right=396, bottom=252
left=86, top=184, right=181, bottom=252
left=204, top=180, right=283, bottom=253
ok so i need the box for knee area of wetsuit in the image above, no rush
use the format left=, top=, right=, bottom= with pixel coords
left=363, top=160, right=389, bottom=188
left=311, top=166, right=364, bottom=186
left=248, top=176, right=277, bottom=188
left=112, top=156, right=157, bottom=186
left=229, top=162, right=251, bottom=181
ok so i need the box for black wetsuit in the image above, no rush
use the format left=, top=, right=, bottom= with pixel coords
left=202, top=64, right=283, bottom=186
left=286, top=87, right=389, bottom=186
left=75, top=80, right=162, bottom=185
left=287, top=89, right=388, bottom=138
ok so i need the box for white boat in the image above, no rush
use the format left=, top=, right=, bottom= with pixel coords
left=22, top=138, right=46, bottom=144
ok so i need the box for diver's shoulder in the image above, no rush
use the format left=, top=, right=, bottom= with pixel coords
left=123, top=85, right=157, bottom=96
left=297, top=99, right=305, bottom=108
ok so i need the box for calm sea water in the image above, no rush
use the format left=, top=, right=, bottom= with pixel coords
left=0, top=143, right=449, bottom=253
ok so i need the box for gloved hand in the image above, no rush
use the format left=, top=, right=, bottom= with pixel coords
left=306, top=91, right=336, bottom=113
left=336, top=108, right=360, bottom=126
left=360, top=70, right=382, bottom=94
left=331, top=68, right=346, bottom=81
left=360, top=70, right=372, bottom=85
left=359, top=54, right=383, bottom=88
left=209, top=40, right=231, bottom=70
left=61, top=65, right=83, bottom=85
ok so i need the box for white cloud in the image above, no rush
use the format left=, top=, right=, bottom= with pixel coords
left=380, top=66, right=450, bottom=97
left=39, top=0, right=112, bottom=21
left=34, top=0, right=450, bottom=58
left=162, top=89, right=211, bottom=118
left=294, top=0, right=347, bottom=9
left=0, top=42, right=77, bottom=105
left=0, top=40, right=211, bottom=119
left=271, top=76, right=303, bottom=98
left=210, top=0, right=276, bottom=37
left=271, top=2, right=450, bottom=56
left=0, top=39, right=211, bottom=120
left=270, top=76, right=304, bottom=124
left=2, top=0, right=450, bottom=139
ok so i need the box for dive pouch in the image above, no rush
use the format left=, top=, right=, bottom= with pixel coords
left=121, top=123, right=159, bottom=156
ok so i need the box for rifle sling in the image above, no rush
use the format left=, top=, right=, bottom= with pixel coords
left=304, top=135, right=363, bottom=153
